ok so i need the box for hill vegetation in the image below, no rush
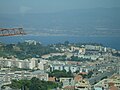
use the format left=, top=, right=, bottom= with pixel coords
left=2, top=77, right=60, bottom=90
left=0, top=42, right=59, bottom=59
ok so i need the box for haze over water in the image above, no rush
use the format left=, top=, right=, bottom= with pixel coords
left=0, top=0, right=120, bottom=50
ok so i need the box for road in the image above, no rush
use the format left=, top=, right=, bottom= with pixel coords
left=89, top=69, right=116, bottom=85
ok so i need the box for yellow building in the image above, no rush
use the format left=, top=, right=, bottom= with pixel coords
left=75, top=79, right=91, bottom=90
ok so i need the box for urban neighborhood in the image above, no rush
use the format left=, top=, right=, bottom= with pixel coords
left=0, top=40, right=120, bottom=90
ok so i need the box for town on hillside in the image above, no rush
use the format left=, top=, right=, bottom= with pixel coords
left=0, top=40, right=120, bottom=90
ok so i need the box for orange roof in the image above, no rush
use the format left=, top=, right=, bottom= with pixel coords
left=48, top=77, right=56, bottom=82
left=74, top=75, right=83, bottom=82
left=109, top=82, right=118, bottom=90
left=109, top=86, right=118, bottom=90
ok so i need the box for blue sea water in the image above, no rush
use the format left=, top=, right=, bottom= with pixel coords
left=0, top=35, right=120, bottom=50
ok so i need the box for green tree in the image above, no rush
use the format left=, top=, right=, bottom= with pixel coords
left=30, top=77, right=47, bottom=90
left=49, top=70, right=73, bottom=78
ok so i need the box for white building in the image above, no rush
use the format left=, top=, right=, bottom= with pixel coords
left=70, top=65, right=79, bottom=73
left=50, top=64, right=80, bottom=73
left=22, top=60, right=30, bottom=69
left=64, top=65, right=70, bottom=72
left=50, top=64, right=64, bottom=71
left=25, top=40, right=37, bottom=45
left=17, top=61, right=22, bottom=68
left=75, top=79, right=91, bottom=90
left=6, top=60, right=12, bottom=67
left=29, top=58, right=37, bottom=69
left=85, top=45, right=102, bottom=51
left=32, top=70, right=48, bottom=81
left=60, top=77, right=75, bottom=88
left=79, top=67, right=89, bottom=73
left=38, top=62, right=44, bottom=70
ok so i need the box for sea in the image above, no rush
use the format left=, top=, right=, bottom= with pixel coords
left=0, top=35, right=120, bottom=50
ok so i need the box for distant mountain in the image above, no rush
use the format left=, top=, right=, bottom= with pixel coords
left=0, top=7, right=120, bottom=37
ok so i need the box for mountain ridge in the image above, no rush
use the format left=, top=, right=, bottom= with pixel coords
left=0, top=7, right=120, bottom=37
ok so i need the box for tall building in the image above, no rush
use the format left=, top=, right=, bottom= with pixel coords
left=29, top=58, right=36, bottom=69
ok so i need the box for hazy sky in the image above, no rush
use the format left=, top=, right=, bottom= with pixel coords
left=0, top=0, right=120, bottom=14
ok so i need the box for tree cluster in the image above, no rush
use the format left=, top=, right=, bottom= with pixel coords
left=48, top=55, right=67, bottom=61
left=0, top=42, right=59, bottom=59
left=3, top=77, right=59, bottom=90
left=71, top=56, right=91, bottom=61
left=49, top=70, right=73, bottom=78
